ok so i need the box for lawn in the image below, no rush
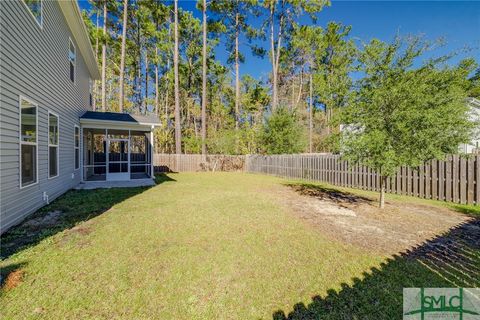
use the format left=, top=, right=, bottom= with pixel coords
left=1, top=173, right=478, bottom=319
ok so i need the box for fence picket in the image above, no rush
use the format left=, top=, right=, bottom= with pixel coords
left=467, top=157, right=474, bottom=205
left=154, top=154, right=478, bottom=205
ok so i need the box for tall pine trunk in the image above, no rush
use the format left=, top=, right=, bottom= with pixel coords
left=201, top=0, right=207, bottom=155
left=118, top=0, right=128, bottom=113
left=269, top=6, right=282, bottom=111
left=296, top=67, right=303, bottom=107
left=155, top=46, right=159, bottom=115
left=145, top=52, right=149, bottom=114
left=136, top=9, right=142, bottom=112
left=380, top=176, right=387, bottom=209
left=269, top=7, right=277, bottom=111
left=165, top=18, right=171, bottom=121
left=309, top=72, right=313, bottom=153
left=234, top=12, right=240, bottom=131
left=93, top=10, right=99, bottom=111
left=101, top=1, right=107, bottom=112
left=173, top=0, right=181, bottom=154
left=165, top=58, right=170, bottom=120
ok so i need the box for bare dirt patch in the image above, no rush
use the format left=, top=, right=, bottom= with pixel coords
left=21, top=210, right=63, bottom=229
left=67, top=224, right=92, bottom=236
left=274, top=183, right=472, bottom=254
left=2, top=269, right=25, bottom=290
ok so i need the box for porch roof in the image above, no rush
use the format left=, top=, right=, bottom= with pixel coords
left=80, top=111, right=161, bottom=130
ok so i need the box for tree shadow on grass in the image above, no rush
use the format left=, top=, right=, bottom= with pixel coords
left=0, top=174, right=176, bottom=260
left=272, top=218, right=480, bottom=320
left=285, top=182, right=372, bottom=205
left=155, top=165, right=178, bottom=173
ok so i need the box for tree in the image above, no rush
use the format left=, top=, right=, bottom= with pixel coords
left=314, top=22, right=356, bottom=136
left=468, top=68, right=480, bottom=98
left=201, top=0, right=207, bottom=155
left=241, top=74, right=270, bottom=126
left=210, top=0, right=261, bottom=132
left=336, top=37, right=475, bottom=208
left=118, top=0, right=128, bottom=112
left=291, top=25, right=325, bottom=153
left=173, top=0, right=181, bottom=154
left=263, top=0, right=329, bottom=111
left=261, top=107, right=306, bottom=154
left=101, top=0, right=108, bottom=111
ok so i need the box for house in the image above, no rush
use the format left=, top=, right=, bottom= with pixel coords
left=0, top=1, right=160, bottom=234
left=459, top=97, right=480, bottom=154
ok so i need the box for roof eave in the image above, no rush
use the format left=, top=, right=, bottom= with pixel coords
left=58, top=1, right=100, bottom=80
left=79, top=118, right=161, bottom=129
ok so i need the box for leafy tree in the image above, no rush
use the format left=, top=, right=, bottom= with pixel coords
left=241, top=74, right=270, bottom=126
left=261, top=107, right=306, bottom=154
left=313, top=22, right=356, bottom=135
left=468, top=68, right=480, bottom=98
left=291, top=25, right=324, bottom=152
left=336, top=37, right=475, bottom=208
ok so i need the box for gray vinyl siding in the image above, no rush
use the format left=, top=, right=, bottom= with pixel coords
left=0, top=1, right=92, bottom=233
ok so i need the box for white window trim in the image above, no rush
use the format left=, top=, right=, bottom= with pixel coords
left=48, top=111, right=59, bottom=179
left=74, top=124, right=80, bottom=170
left=21, top=0, right=43, bottom=29
left=69, top=37, right=76, bottom=84
left=19, top=96, right=39, bottom=189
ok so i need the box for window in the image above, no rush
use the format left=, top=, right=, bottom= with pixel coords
left=74, top=125, right=80, bottom=170
left=23, top=0, right=42, bottom=27
left=20, top=97, right=38, bottom=187
left=69, top=38, right=76, bottom=83
left=48, top=112, right=59, bottom=178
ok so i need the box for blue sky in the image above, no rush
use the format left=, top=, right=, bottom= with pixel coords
left=180, top=1, right=480, bottom=81
left=79, top=1, right=480, bottom=81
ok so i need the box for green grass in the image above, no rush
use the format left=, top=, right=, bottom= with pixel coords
left=284, top=178, right=480, bottom=217
left=1, top=173, right=478, bottom=319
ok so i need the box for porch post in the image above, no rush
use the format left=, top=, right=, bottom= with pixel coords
left=150, top=127, right=154, bottom=178
left=80, top=125, right=83, bottom=182
left=128, top=130, right=131, bottom=180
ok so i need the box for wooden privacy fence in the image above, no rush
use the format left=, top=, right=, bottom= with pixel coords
left=154, top=154, right=246, bottom=172
left=246, top=154, right=479, bottom=205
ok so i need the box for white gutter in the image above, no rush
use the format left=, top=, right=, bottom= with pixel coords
left=79, top=118, right=161, bottom=128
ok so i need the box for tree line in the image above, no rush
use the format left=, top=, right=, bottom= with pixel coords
left=82, top=0, right=479, bottom=156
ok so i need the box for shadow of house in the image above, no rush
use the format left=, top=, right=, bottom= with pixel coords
left=0, top=174, right=176, bottom=260
left=273, top=218, right=480, bottom=320
left=154, top=165, right=179, bottom=174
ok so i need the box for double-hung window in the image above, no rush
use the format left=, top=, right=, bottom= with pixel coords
left=48, top=112, right=59, bottom=178
left=20, top=98, right=38, bottom=187
left=74, top=126, right=80, bottom=170
left=23, top=0, right=42, bottom=27
left=69, top=38, right=76, bottom=83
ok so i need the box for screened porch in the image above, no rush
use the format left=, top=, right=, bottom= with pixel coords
left=82, top=129, right=153, bottom=181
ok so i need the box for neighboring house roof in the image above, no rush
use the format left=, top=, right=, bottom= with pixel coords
left=80, top=111, right=161, bottom=126
left=467, top=97, right=480, bottom=108
left=58, top=1, right=100, bottom=80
